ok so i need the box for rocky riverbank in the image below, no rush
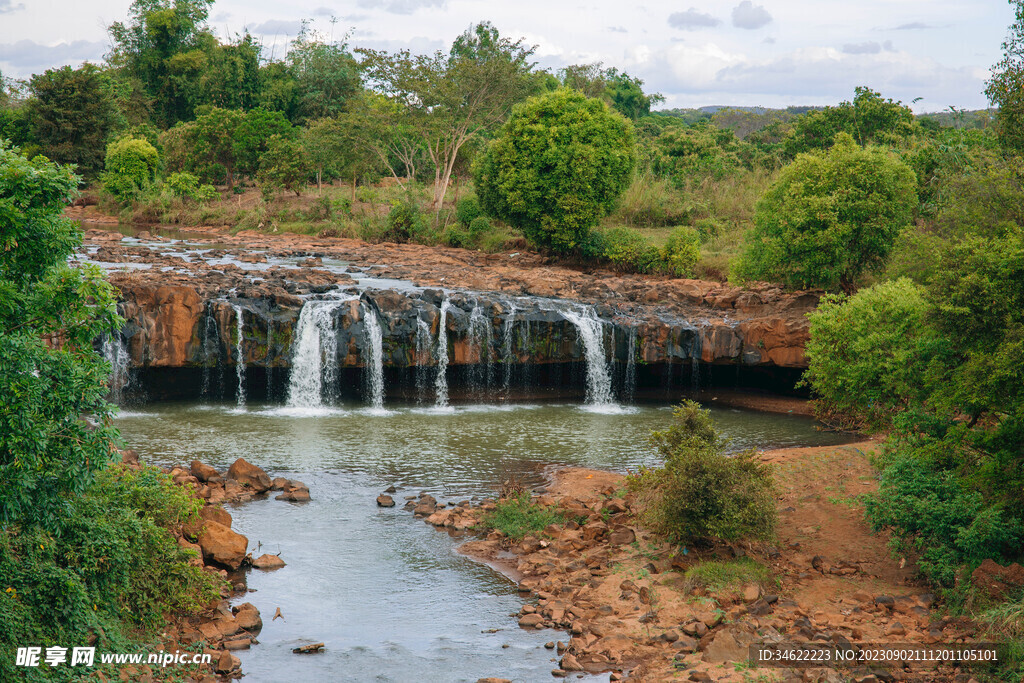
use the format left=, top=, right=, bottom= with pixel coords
left=117, top=451, right=307, bottom=681
left=394, top=441, right=994, bottom=683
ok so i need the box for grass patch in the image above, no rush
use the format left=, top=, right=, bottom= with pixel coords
left=479, top=494, right=565, bottom=541
left=683, top=557, right=772, bottom=592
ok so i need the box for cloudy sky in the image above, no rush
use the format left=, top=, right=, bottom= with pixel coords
left=0, top=0, right=1015, bottom=112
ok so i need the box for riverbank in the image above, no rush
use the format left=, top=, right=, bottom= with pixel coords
left=405, top=439, right=988, bottom=682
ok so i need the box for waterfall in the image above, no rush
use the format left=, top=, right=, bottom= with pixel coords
left=286, top=299, right=347, bottom=409
left=624, top=326, right=637, bottom=403
left=200, top=306, right=217, bottom=398
left=102, top=333, right=131, bottom=404
left=233, top=305, right=246, bottom=408
left=414, top=315, right=432, bottom=403
left=434, top=299, right=451, bottom=408
left=362, top=304, right=386, bottom=410
left=562, top=307, right=614, bottom=407
left=501, top=302, right=517, bottom=393
left=467, top=302, right=492, bottom=396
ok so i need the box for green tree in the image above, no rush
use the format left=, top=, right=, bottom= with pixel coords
left=986, top=0, right=1024, bottom=154
left=0, top=142, right=121, bottom=528
left=303, top=117, right=353, bottom=194
left=785, top=87, right=917, bottom=156
left=232, top=107, right=293, bottom=178
left=102, top=136, right=160, bottom=202
left=108, top=0, right=216, bottom=127
left=164, top=106, right=242, bottom=187
left=734, top=133, right=917, bottom=291
left=199, top=33, right=260, bottom=111
left=558, top=63, right=664, bottom=120
left=360, top=21, right=538, bottom=210
left=26, top=64, right=123, bottom=177
left=287, top=26, right=361, bottom=123
left=257, top=134, right=310, bottom=196
left=475, top=88, right=637, bottom=252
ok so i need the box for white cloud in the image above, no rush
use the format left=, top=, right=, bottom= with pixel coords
left=668, top=8, right=721, bottom=31
left=356, top=0, right=446, bottom=15
left=0, top=39, right=106, bottom=69
left=731, top=1, right=772, bottom=30
left=247, top=20, right=304, bottom=35
left=0, top=0, right=25, bottom=14
left=842, top=41, right=881, bottom=55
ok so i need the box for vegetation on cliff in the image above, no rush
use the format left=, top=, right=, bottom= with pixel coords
left=0, top=144, right=222, bottom=680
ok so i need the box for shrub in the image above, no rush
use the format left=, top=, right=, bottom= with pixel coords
left=475, top=88, right=637, bottom=252
left=444, top=224, right=471, bottom=248
left=165, top=172, right=218, bottom=203
left=733, top=133, right=917, bottom=291
left=468, top=215, right=491, bottom=238
left=456, top=196, right=482, bottom=226
left=661, top=226, right=701, bottom=277
left=577, top=229, right=609, bottom=260
left=602, top=226, right=661, bottom=273
left=103, top=137, right=160, bottom=203
left=802, top=278, right=939, bottom=429
left=683, top=557, right=772, bottom=592
left=694, top=217, right=724, bottom=241
left=627, top=401, right=776, bottom=543
left=479, top=493, right=566, bottom=542
left=613, top=174, right=692, bottom=227
left=384, top=202, right=427, bottom=243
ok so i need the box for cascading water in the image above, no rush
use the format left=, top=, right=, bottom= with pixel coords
left=467, top=302, right=492, bottom=396
left=200, top=306, right=217, bottom=398
left=561, top=307, right=614, bottom=407
left=434, top=299, right=451, bottom=408
left=501, top=302, right=517, bottom=393
left=286, top=298, right=348, bottom=409
left=624, top=326, right=637, bottom=403
left=232, top=305, right=246, bottom=408
left=102, top=333, right=131, bottom=404
left=414, top=315, right=433, bottom=403
left=362, top=304, right=386, bottom=411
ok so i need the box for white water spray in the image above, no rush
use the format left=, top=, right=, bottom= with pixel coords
left=286, top=299, right=348, bottom=408
left=562, top=307, right=614, bottom=407
left=434, top=299, right=451, bottom=408
left=102, top=334, right=131, bottom=404
left=362, top=305, right=385, bottom=410
left=501, top=302, right=517, bottom=392
left=233, top=305, right=246, bottom=408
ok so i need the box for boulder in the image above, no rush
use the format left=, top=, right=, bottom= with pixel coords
left=702, top=626, right=756, bottom=664
left=252, top=554, right=286, bottom=570
left=226, top=458, right=272, bottom=492
left=232, top=603, right=263, bottom=632
left=376, top=494, right=396, bottom=507
left=518, top=614, right=544, bottom=628
left=277, top=487, right=311, bottom=502
left=199, top=505, right=232, bottom=527
left=198, top=521, right=248, bottom=569
left=191, top=460, right=221, bottom=482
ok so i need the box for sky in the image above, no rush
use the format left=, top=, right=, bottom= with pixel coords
left=0, top=0, right=1016, bottom=112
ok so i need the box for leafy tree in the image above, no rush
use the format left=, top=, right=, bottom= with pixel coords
left=232, top=107, right=293, bottom=178
left=164, top=106, right=242, bottom=187
left=0, top=142, right=121, bottom=528
left=475, top=88, right=637, bottom=252
left=803, top=279, right=939, bottom=429
left=25, top=64, right=123, bottom=177
left=302, top=117, right=354, bottom=194
left=986, top=0, right=1024, bottom=154
left=785, top=87, right=917, bottom=156
left=199, top=33, right=260, bottom=111
left=257, top=61, right=299, bottom=120
left=734, top=133, right=917, bottom=291
left=558, top=62, right=664, bottom=120
left=286, top=27, right=362, bottom=123
left=257, top=134, right=310, bottom=196
left=360, top=21, right=538, bottom=210
left=103, top=137, right=160, bottom=202
left=107, top=0, right=216, bottom=127
left=341, top=93, right=425, bottom=185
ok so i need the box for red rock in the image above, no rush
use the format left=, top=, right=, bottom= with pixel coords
left=199, top=505, right=232, bottom=527
left=198, top=521, right=248, bottom=569
left=191, top=460, right=221, bottom=482
left=252, top=553, right=286, bottom=570
left=226, top=458, right=272, bottom=492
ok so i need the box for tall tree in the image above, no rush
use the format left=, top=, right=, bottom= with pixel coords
left=26, top=64, right=122, bottom=177
left=360, top=21, right=537, bottom=210
left=558, top=63, right=663, bottom=120
left=986, top=0, right=1024, bottom=154
left=108, top=0, right=216, bottom=127
left=286, top=26, right=361, bottom=123
left=199, top=33, right=260, bottom=111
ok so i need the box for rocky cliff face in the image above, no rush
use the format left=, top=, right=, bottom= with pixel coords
left=83, top=228, right=818, bottom=400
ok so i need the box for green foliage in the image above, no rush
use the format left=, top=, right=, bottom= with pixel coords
left=468, top=215, right=491, bottom=238
left=611, top=174, right=692, bottom=227
left=644, top=120, right=773, bottom=182
left=479, top=493, right=566, bottom=542
left=1, top=142, right=121, bottom=529
left=0, top=464, right=224, bottom=682
left=165, top=171, right=216, bottom=201
left=286, top=27, right=362, bottom=124
left=865, top=437, right=1024, bottom=588
left=475, top=88, right=637, bottom=252
left=26, top=64, right=122, bottom=177
left=602, top=226, right=661, bottom=273
left=986, top=1, right=1024, bottom=154
left=734, top=133, right=917, bottom=291
left=803, top=279, right=938, bottom=429
left=627, top=401, right=777, bottom=543
left=684, top=557, right=772, bottom=592
left=456, top=196, right=481, bottom=226
left=102, top=136, right=160, bottom=203
left=384, top=202, right=428, bottom=243
left=784, top=87, right=917, bottom=156
left=557, top=63, right=663, bottom=120
left=660, top=226, right=700, bottom=277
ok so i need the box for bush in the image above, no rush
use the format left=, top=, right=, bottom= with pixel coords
left=661, top=226, right=701, bottom=277
left=602, top=226, right=661, bottom=273
left=166, top=172, right=218, bottom=203
left=627, top=401, right=777, bottom=543
left=384, top=202, right=428, bottom=243
left=456, top=196, right=482, bottom=226
left=103, top=137, right=160, bottom=203
left=479, top=493, right=566, bottom=542
left=468, top=215, right=491, bottom=238
left=613, top=174, right=692, bottom=227
left=577, top=229, right=609, bottom=260
left=694, top=217, right=724, bottom=241
left=865, top=437, right=1024, bottom=589
left=475, top=88, right=637, bottom=252
left=444, top=224, right=471, bottom=248
left=802, top=278, right=939, bottom=429
left=733, top=133, right=917, bottom=291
